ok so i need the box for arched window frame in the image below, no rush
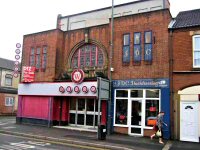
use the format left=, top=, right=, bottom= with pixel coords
left=70, top=43, right=105, bottom=69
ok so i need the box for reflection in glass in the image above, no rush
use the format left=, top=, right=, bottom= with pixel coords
left=116, top=90, right=128, bottom=97
left=131, top=90, right=143, bottom=98
left=145, top=100, right=159, bottom=126
left=146, top=90, right=159, bottom=98
left=115, top=99, right=127, bottom=125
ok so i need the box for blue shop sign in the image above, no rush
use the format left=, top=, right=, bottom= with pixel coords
left=113, top=78, right=169, bottom=88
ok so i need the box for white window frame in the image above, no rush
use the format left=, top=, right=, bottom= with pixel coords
left=5, top=74, right=13, bottom=86
left=193, top=35, right=200, bottom=68
left=5, top=97, right=14, bottom=106
left=114, top=89, right=161, bottom=133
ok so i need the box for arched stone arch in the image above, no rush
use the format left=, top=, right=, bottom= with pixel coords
left=67, top=39, right=108, bottom=69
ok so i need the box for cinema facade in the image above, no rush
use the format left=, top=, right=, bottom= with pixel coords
left=17, top=0, right=171, bottom=139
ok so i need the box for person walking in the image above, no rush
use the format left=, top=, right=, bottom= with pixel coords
left=150, top=111, right=167, bottom=144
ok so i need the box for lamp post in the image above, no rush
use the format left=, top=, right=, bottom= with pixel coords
left=107, top=0, right=114, bottom=135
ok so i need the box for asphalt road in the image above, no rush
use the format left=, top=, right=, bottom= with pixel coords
left=0, top=133, right=106, bottom=150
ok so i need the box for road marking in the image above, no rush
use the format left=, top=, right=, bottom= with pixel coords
left=0, top=133, right=109, bottom=150
left=10, top=143, right=35, bottom=148
left=27, top=141, right=51, bottom=146
left=2, top=126, right=16, bottom=129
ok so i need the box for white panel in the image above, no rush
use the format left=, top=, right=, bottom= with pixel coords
left=70, top=20, right=86, bottom=30
left=18, top=82, right=97, bottom=97
left=60, top=0, right=168, bottom=31
left=180, top=95, right=198, bottom=101
left=178, top=85, right=200, bottom=95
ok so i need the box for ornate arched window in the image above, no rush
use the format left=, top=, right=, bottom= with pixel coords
left=71, top=44, right=104, bottom=69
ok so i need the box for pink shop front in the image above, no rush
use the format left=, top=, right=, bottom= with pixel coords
left=16, top=78, right=109, bottom=131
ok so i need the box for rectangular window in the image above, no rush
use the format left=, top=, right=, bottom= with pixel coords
left=5, top=74, right=12, bottom=86
left=144, top=31, right=152, bottom=62
left=30, top=47, right=35, bottom=66
left=193, top=35, right=200, bottom=68
left=36, top=47, right=41, bottom=70
left=123, top=34, right=130, bottom=63
left=42, top=46, right=47, bottom=70
left=133, top=32, right=141, bottom=62
left=5, top=97, right=14, bottom=106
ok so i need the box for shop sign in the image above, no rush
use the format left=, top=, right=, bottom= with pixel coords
left=19, top=81, right=98, bottom=97
left=71, top=69, right=85, bottom=84
left=22, top=66, right=35, bottom=83
left=113, top=78, right=169, bottom=88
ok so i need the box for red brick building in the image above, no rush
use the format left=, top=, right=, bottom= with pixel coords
left=18, top=0, right=171, bottom=139
left=169, top=9, right=200, bottom=142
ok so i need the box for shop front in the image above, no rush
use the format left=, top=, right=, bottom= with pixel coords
left=17, top=77, right=109, bottom=131
left=112, top=78, right=170, bottom=139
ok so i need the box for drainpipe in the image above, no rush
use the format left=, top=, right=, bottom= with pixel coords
left=169, top=28, right=174, bottom=139
left=107, top=0, right=114, bottom=135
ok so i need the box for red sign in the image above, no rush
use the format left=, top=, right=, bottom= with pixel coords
left=71, top=69, right=85, bottom=84
left=22, top=66, right=35, bottom=83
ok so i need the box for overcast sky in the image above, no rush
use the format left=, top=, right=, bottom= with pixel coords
left=0, top=0, right=199, bottom=61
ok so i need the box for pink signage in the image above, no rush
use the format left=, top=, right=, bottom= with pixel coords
left=22, top=66, right=36, bottom=83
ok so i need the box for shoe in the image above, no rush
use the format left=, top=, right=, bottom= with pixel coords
left=150, top=135, right=153, bottom=140
left=159, top=141, right=164, bottom=144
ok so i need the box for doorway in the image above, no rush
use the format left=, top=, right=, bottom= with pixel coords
left=69, top=98, right=99, bottom=128
left=129, top=100, right=142, bottom=136
left=180, top=101, right=199, bottom=142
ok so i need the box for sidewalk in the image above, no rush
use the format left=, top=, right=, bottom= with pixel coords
left=0, top=119, right=199, bottom=150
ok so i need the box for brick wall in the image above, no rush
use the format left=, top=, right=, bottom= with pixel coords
left=172, top=27, right=200, bottom=91
left=22, top=29, right=64, bottom=82
left=22, top=9, right=171, bottom=82
left=112, top=10, right=171, bottom=80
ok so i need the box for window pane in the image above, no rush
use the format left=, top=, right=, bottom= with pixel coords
left=194, top=51, right=200, bottom=66
left=123, top=34, right=130, bottom=46
left=115, top=99, right=127, bottom=125
left=131, top=90, right=143, bottom=98
left=116, top=90, right=128, bottom=97
left=71, top=44, right=104, bottom=68
left=5, top=77, right=12, bottom=86
left=194, top=37, right=200, bottom=49
left=87, top=99, right=94, bottom=111
left=69, top=113, right=75, bottom=124
left=31, top=48, right=34, bottom=55
left=146, top=90, right=159, bottom=98
left=134, top=45, right=141, bottom=62
left=78, top=99, right=85, bottom=111
left=123, top=46, right=130, bottom=63
left=70, top=99, right=76, bottom=110
left=134, top=33, right=141, bottom=44
left=145, top=31, right=152, bottom=43
left=145, top=100, right=159, bottom=126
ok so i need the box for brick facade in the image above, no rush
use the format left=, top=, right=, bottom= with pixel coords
left=22, top=9, right=171, bottom=82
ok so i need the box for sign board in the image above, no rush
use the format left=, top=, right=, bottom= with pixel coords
left=71, top=69, right=85, bottom=84
left=22, top=66, right=35, bottom=83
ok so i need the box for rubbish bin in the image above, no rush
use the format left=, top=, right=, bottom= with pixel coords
left=98, top=124, right=106, bottom=140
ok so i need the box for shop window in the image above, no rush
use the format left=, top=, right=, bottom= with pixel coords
left=41, top=46, right=47, bottom=70
left=116, top=90, right=128, bottom=97
left=193, top=35, right=200, bottom=68
left=133, top=32, right=141, bottom=62
left=71, top=44, right=104, bottom=69
left=30, top=47, right=35, bottom=66
left=144, top=31, right=152, bottom=62
left=115, top=99, right=128, bottom=125
left=131, top=90, right=143, bottom=98
left=5, top=74, right=12, bottom=86
left=145, top=100, right=159, bottom=126
left=5, top=97, right=14, bottom=106
left=146, top=89, right=159, bottom=98
left=123, top=34, right=130, bottom=63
